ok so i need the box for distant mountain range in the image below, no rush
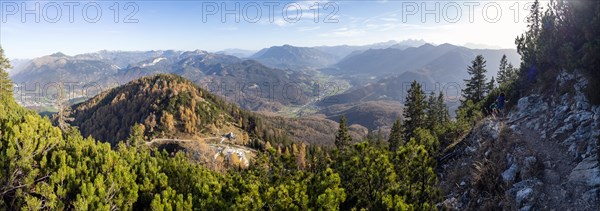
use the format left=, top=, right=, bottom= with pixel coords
left=250, top=45, right=339, bottom=70
left=313, top=43, right=518, bottom=126
left=10, top=40, right=519, bottom=130
left=11, top=50, right=316, bottom=112
left=249, top=39, right=429, bottom=71
left=329, top=43, right=520, bottom=84
left=315, top=39, right=427, bottom=59
left=11, top=53, right=119, bottom=86
left=7, top=59, right=31, bottom=76
left=214, top=48, right=256, bottom=58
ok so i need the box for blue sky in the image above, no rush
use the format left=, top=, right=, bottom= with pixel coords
left=0, top=0, right=538, bottom=59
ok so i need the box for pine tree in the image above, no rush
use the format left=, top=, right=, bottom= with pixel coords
left=308, top=168, right=346, bottom=210
left=436, top=92, right=450, bottom=124
left=396, top=138, right=439, bottom=209
left=335, top=143, right=398, bottom=210
left=487, top=77, right=496, bottom=93
left=425, top=92, right=449, bottom=129
left=127, top=124, right=146, bottom=148
left=335, top=115, right=351, bottom=149
left=403, top=81, right=427, bottom=140
left=506, top=63, right=518, bottom=84
left=497, top=54, right=509, bottom=85
left=388, top=119, right=403, bottom=151
left=515, top=0, right=541, bottom=73
left=0, top=47, right=13, bottom=102
left=366, top=129, right=375, bottom=143
left=425, top=92, right=437, bottom=130
left=376, top=129, right=383, bottom=144
left=462, top=55, right=489, bottom=104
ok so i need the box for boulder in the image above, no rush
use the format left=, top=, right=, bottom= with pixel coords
left=516, top=188, right=534, bottom=206
left=557, top=71, right=575, bottom=87
left=553, top=123, right=574, bottom=139
left=568, top=156, right=600, bottom=186
left=521, top=156, right=539, bottom=179
left=582, top=188, right=599, bottom=204
left=574, top=94, right=590, bottom=110
left=442, top=197, right=460, bottom=210
left=507, top=179, right=542, bottom=197
left=483, top=120, right=500, bottom=140
left=502, top=163, right=518, bottom=183
left=519, top=205, right=533, bottom=211
left=593, top=105, right=600, bottom=120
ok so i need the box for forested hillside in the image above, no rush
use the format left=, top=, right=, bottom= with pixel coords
left=1, top=46, right=470, bottom=209
left=65, top=73, right=367, bottom=148
left=2, top=0, right=598, bottom=209
left=68, top=74, right=251, bottom=145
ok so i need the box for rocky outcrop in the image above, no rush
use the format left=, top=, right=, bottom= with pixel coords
left=504, top=70, right=599, bottom=210
left=440, top=70, right=600, bottom=210
left=568, top=156, right=600, bottom=186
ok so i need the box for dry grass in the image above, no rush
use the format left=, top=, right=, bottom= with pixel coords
left=439, top=119, right=545, bottom=210
left=466, top=124, right=526, bottom=209
left=471, top=159, right=504, bottom=196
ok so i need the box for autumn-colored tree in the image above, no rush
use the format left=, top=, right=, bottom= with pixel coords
left=296, top=142, right=307, bottom=170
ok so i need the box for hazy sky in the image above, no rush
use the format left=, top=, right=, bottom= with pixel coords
left=0, top=0, right=539, bottom=59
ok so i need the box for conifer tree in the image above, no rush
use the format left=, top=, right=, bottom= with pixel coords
left=497, top=54, right=509, bottom=85
left=436, top=92, right=450, bottom=124
left=388, top=119, right=403, bottom=151
left=0, top=47, right=12, bottom=102
left=396, top=138, right=439, bottom=209
left=403, top=81, right=427, bottom=140
left=425, top=92, right=437, bottom=130
left=127, top=124, right=146, bottom=149
left=487, top=77, right=496, bottom=93
left=462, top=55, right=489, bottom=104
left=506, top=63, right=517, bottom=83
left=335, top=115, right=351, bottom=149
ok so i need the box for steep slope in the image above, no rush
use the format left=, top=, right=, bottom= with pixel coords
left=67, top=74, right=364, bottom=147
left=68, top=74, right=250, bottom=145
left=439, top=71, right=600, bottom=210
